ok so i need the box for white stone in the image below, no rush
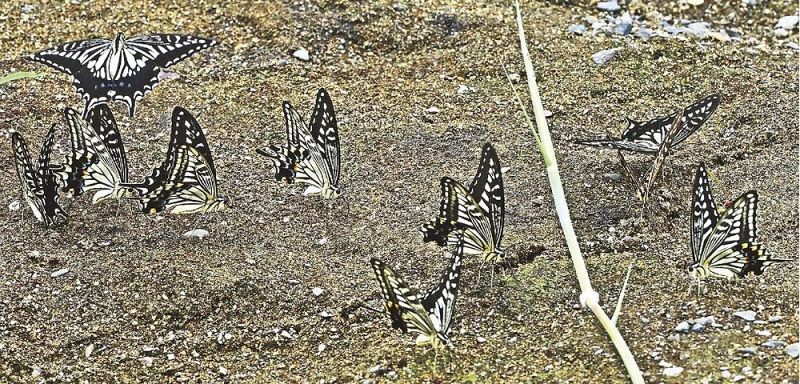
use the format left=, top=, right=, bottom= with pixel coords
left=786, top=342, right=800, bottom=358
left=312, top=287, right=324, bottom=297
left=293, top=49, right=310, bottom=61
left=776, top=15, right=799, bottom=30
left=318, top=343, right=326, bottom=352
left=8, top=201, right=20, bottom=211
left=425, top=106, right=440, bottom=114
left=50, top=268, right=69, bottom=278
left=675, top=321, right=690, bottom=332
left=592, top=48, right=622, bottom=65
left=663, top=367, right=684, bottom=377
left=734, top=310, right=757, bottom=322
left=182, top=229, right=209, bottom=239
left=476, top=336, right=487, bottom=343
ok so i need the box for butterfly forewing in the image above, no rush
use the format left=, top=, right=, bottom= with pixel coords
left=309, top=88, right=341, bottom=185
left=468, top=143, right=505, bottom=244
left=691, top=163, right=720, bottom=262
left=421, top=240, right=464, bottom=337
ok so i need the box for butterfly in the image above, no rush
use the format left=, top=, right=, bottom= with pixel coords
left=121, top=107, right=228, bottom=214
left=10, top=125, right=68, bottom=227
left=688, top=163, right=787, bottom=279
left=256, top=88, right=341, bottom=198
left=422, top=143, right=505, bottom=263
left=574, top=94, right=720, bottom=153
left=616, top=112, right=682, bottom=205
left=370, top=238, right=464, bottom=349
left=51, top=105, right=129, bottom=203
left=28, top=33, right=217, bottom=117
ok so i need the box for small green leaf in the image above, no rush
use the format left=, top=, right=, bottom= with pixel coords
left=0, top=71, right=43, bottom=86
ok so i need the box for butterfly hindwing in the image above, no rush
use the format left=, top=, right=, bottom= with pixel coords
left=11, top=127, right=67, bottom=227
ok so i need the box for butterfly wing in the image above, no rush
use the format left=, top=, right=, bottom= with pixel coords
left=29, top=34, right=216, bottom=117
left=468, top=143, right=504, bottom=245
left=370, top=258, right=438, bottom=340
left=421, top=239, right=464, bottom=340
left=573, top=136, right=661, bottom=153
left=637, top=112, right=682, bottom=202
left=11, top=131, right=45, bottom=222
left=308, top=88, right=340, bottom=186
left=672, top=94, right=720, bottom=146
left=422, top=177, right=466, bottom=246
left=37, top=125, right=68, bottom=226
left=165, top=146, right=227, bottom=214
left=256, top=101, right=308, bottom=182
left=690, top=162, right=720, bottom=264
left=51, top=107, right=92, bottom=196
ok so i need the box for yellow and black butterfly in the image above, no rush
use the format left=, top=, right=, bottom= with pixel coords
left=11, top=125, right=67, bottom=227
left=422, top=143, right=505, bottom=263
left=688, top=163, right=787, bottom=279
left=257, top=88, right=341, bottom=198
left=121, top=107, right=228, bottom=214
left=370, top=238, right=464, bottom=349
left=575, top=94, right=719, bottom=153
left=51, top=105, right=129, bottom=203
left=617, top=111, right=682, bottom=205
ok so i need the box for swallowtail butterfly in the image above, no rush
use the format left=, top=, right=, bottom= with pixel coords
left=121, top=107, right=228, bottom=214
left=10, top=125, right=68, bottom=227
left=257, top=88, right=341, bottom=198
left=370, top=238, right=464, bottom=349
left=617, top=112, right=682, bottom=204
left=688, top=163, right=787, bottom=279
left=574, top=94, right=720, bottom=153
left=422, top=143, right=505, bottom=262
left=28, top=33, right=217, bottom=117
left=51, top=105, right=129, bottom=203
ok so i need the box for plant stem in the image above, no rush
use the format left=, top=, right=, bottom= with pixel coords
left=512, top=1, right=644, bottom=382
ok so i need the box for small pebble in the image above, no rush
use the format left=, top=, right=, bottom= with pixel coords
left=476, top=336, right=487, bottom=343
left=776, top=15, right=799, bottom=30
left=8, top=201, right=20, bottom=211
left=675, top=321, right=690, bottom=332
left=774, top=28, right=790, bottom=38
left=755, top=330, right=771, bottom=337
left=738, top=347, right=757, bottom=355
left=662, top=367, right=683, bottom=377
left=318, top=343, right=326, bottom=352
left=392, top=3, right=408, bottom=12
left=687, top=22, right=709, bottom=37
left=425, top=106, right=440, bottom=114
left=568, top=24, right=587, bottom=35
left=21, top=4, right=34, bottom=13
left=768, top=315, right=782, bottom=323
left=761, top=340, right=786, bottom=349
left=280, top=330, right=294, bottom=339
left=785, top=343, right=799, bottom=358
left=317, top=237, right=328, bottom=245
left=457, top=84, right=472, bottom=94
left=615, top=13, right=633, bottom=36
left=691, top=323, right=705, bottom=332
left=292, top=49, right=310, bottom=61
left=734, top=310, right=756, bottom=322
left=543, top=110, right=553, bottom=117
left=218, top=366, right=228, bottom=376
left=182, top=229, right=209, bottom=239
left=50, top=268, right=69, bottom=278
left=508, top=73, right=520, bottom=83
left=319, top=310, right=333, bottom=318
left=312, top=287, right=324, bottom=297
left=288, top=279, right=300, bottom=285
left=597, top=0, right=621, bottom=12
left=592, top=47, right=622, bottom=65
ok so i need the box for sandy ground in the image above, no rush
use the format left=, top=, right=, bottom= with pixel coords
left=0, top=1, right=798, bottom=383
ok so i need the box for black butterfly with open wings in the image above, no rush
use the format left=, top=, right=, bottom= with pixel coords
left=257, top=88, right=341, bottom=198
left=688, top=163, right=787, bottom=279
left=370, top=237, right=464, bottom=349
left=422, top=143, right=505, bottom=263
left=29, top=33, right=217, bottom=117
left=51, top=105, right=129, bottom=203
left=121, top=107, right=228, bottom=214
left=575, top=94, right=720, bottom=153
left=11, top=125, right=67, bottom=227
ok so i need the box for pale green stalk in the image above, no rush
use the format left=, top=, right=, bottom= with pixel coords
left=512, top=1, right=644, bottom=382
left=611, top=262, right=634, bottom=325
left=0, top=71, right=41, bottom=86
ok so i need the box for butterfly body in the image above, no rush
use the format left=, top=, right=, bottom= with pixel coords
left=422, top=143, right=505, bottom=263
left=257, top=88, right=342, bottom=199
left=688, top=163, right=787, bottom=279
left=11, top=125, right=68, bottom=227
left=370, top=238, right=464, bottom=349
left=575, top=94, right=720, bottom=153
left=29, top=33, right=217, bottom=117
